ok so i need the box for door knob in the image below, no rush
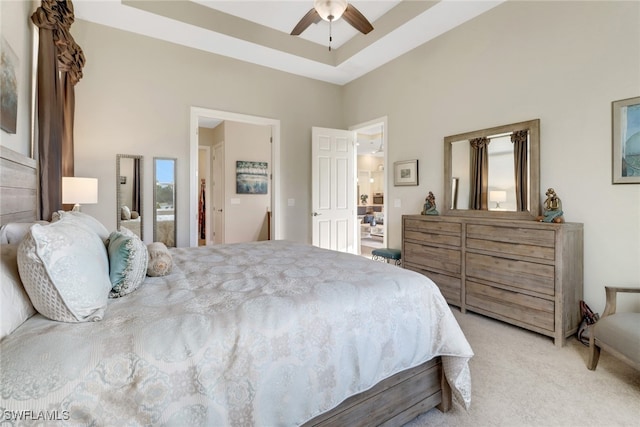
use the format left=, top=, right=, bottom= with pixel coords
left=312, top=212, right=321, bottom=216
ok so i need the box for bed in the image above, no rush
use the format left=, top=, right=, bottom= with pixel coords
left=0, top=146, right=473, bottom=426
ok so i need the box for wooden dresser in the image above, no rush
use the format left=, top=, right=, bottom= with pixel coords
left=402, top=215, right=583, bottom=346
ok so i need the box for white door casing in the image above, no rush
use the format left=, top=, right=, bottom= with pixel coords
left=311, top=127, right=356, bottom=253
left=213, top=143, right=225, bottom=244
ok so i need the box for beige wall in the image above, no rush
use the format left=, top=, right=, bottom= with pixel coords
left=223, top=121, right=272, bottom=243
left=343, top=0, right=640, bottom=312
left=0, top=0, right=36, bottom=157
left=69, top=19, right=343, bottom=246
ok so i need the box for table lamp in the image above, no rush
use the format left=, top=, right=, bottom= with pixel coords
left=62, top=177, right=98, bottom=212
left=489, top=190, right=507, bottom=209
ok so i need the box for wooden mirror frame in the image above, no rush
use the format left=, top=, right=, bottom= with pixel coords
left=442, top=119, right=540, bottom=220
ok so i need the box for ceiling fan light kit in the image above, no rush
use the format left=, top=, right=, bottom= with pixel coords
left=314, top=0, right=348, bottom=21
left=290, top=0, right=374, bottom=49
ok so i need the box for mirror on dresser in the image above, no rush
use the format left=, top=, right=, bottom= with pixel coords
left=116, top=154, right=143, bottom=239
left=153, top=157, right=176, bottom=247
left=443, top=119, right=540, bottom=220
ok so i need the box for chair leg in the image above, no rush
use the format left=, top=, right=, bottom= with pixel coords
left=588, top=334, right=600, bottom=370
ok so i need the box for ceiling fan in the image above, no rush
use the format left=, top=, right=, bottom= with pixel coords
left=291, top=0, right=374, bottom=50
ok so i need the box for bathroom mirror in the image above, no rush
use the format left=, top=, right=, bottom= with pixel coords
left=116, top=154, right=143, bottom=239
left=443, top=119, right=540, bottom=220
left=153, top=157, right=176, bottom=247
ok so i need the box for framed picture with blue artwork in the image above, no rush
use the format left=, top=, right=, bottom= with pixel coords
left=236, top=160, right=268, bottom=194
left=612, top=96, right=640, bottom=184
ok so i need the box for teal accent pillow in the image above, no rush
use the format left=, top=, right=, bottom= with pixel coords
left=107, top=231, right=148, bottom=298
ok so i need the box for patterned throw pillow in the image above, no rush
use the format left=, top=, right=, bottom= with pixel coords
left=107, top=230, right=148, bottom=298
left=17, top=218, right=111, bottom=322
left=146, top=242, right=173, bottom=277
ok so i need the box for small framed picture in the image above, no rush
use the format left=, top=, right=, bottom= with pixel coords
left=612, top=96, right=640, bottom=184
left=394, top=159, right=419, bottom=186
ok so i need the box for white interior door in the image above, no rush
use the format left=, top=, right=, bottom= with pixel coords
left=312, top=127, right=356, bottom=253
left=213, top=143, right=225, bottom=244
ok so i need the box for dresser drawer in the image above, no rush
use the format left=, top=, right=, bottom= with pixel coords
left=404, top=242, right=461, bottom=275
left=405, top=265, right=462, bottom=306
left=404, top=230, right=461, bottom=247
left=466, top=252, right=555, bottom=296
left=404, top=219, right=462, bottom=235
left=466, top=281, right=555, bottom=332
left=466, top=224, right=555, bottom=260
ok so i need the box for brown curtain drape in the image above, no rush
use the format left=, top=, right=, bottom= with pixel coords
left=31, top=0, right=85, bottom=220
left=132, top=158, right=141, bottom=213
left=511, top=130, right=529, bottom=211
left=469, top=137, right=489, bottom=210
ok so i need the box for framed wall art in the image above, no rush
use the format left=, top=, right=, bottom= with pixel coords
left=394, top=159, right=419, bottom=186
left=236, top=160, right=268, bottom=194
left=1, top=36, right=19, bottom=134
left=612, top=96, right=640, bottom=184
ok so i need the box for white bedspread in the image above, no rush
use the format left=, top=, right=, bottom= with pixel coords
left=0, top=240, right=473, bottom=426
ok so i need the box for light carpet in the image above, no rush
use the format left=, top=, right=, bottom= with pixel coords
left=405, top=309, right=640, bottom=426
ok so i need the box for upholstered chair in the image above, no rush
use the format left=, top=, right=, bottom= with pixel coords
left=588, top=286, right=640, bottom=371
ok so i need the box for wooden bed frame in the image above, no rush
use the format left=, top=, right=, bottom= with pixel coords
left=0, top=145, right=451, bottom=426
left=0, top=145, right=38, bottom=225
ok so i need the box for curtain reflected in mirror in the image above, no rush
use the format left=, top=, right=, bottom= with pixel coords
left=154, top=158, right=176, bottom=247
left=116, top=154, right=143, bottom=239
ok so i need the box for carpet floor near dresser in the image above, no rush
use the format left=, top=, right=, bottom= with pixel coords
left=405, top=310, right=639, bottom=426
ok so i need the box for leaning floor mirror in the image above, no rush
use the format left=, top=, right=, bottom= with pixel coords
left=153, top=157, right=176, bottom=247
left=116, top=154, right=143, bottom=239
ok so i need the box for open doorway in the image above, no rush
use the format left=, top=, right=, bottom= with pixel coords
left=189, top=107, right=281, bottom=247
left=351, top=118, right=387, bottom=259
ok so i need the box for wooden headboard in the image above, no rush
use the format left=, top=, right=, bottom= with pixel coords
left=0, top=145, right=38, bottom=226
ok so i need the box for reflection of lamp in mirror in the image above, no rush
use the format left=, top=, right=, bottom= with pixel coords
left=489, top=190, right=507, bottom=209
left=62, top=177, right=98, bottom=212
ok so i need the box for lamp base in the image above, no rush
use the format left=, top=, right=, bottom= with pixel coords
left=72, top=204, right=82, bottom=212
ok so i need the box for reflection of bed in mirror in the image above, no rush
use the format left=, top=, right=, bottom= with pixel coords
left=155, top=210, right=175, bottom=247
left=120, top=216, right=141, bottom=237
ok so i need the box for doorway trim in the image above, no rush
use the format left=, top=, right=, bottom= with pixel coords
left=349, top=116, right=388, bottom=249
left=198, top=145, right=212, bottom=245
left=189, top=107, right=281, bottom=247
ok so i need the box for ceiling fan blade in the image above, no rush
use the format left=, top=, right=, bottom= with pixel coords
left=342, top=4, right=374, bottom=34
left=290, top=8, right=322, bottom=35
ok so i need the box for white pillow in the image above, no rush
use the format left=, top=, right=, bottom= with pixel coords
left=17, top=217, right=112, bottom=322
left=107, top=230, right=148, bottom=298
left=51, top=211, right=110, bottom=244
left=121, top=205, right=131, bottom=220
left=1, top=244, right=36, bottom=340
left=0, top=221, right=49, bottom=244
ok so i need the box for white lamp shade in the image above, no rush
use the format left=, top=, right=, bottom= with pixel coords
left=489, top=190, right=507, bottom=203
left=62, top=177, right=98, bottom=205
left=314, top=0, right=348, bottom=21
